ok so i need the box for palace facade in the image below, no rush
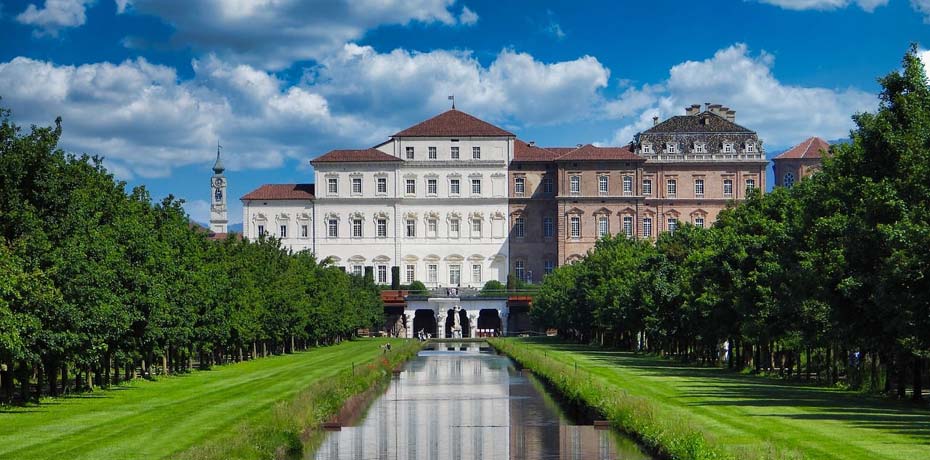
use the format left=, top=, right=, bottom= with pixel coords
left=229, top=104, right=768, bottom=288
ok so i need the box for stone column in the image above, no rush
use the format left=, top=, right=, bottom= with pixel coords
left=404, top=311, right=414, bottom=339
left=499, top=307, right=509, bottom=337
left=468, top=312, right=479, bottom=338
left=437, top=311, right=447, bottom=339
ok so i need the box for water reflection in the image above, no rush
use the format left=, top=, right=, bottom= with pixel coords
left=313, top=342, right=650, bottom=460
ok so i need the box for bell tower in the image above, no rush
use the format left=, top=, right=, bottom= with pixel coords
left=209, top=144, right=228, bottom=233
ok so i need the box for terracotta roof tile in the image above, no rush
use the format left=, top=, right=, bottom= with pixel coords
left=774, top=137, right=830, bottom=160
left=393, top=109, right=514, bottom=137
left=513, top=139, right=561, bottom=162
left=241, top=184, right=315, bottom=201
left=542, top=147, right=578, bottom=156
left=311, top=148, right=400, bottom=163
left=556, top=144, right=643, bottom=162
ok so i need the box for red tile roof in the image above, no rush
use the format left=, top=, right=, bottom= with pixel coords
left=513, top=139, right=561, bottom=162
left=393, top=109, right=514, bottom=137
left=774, top=137, right=831, bottom=160
left=241, top=183, right=315, bottom=200
left=556, top=144, right=643, bottom=162
left=311, top=148, right=400, bottom=163
left=544, top=147, right=579, bottom=156
left=207, top=232, right=243, bottom=241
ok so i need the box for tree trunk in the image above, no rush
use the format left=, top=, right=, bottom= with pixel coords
left=61, top=362, right=69, bottom=395
left=162, top=353, right=168, bottom=376
left=45, top=359, right=58, bottom=398
left=912, top=356, right=923, bottom=401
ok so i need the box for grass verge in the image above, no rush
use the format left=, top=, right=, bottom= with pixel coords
left=176, top=339, right=422, bottom=460
left=490, top=338, right=794, bottom=460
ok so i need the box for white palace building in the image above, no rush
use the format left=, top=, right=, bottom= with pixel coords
left=233, top=109, right=514, bottom=289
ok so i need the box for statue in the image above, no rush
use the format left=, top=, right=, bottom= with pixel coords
left=451, top=306, right=463, bottom=339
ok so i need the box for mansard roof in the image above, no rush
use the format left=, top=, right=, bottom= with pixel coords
left=392, top=109, right=515, bottom=137
left=513, top=139, right=561, bottom=162
left=643, top=111, right=754, bottom=134
left=241, top=183, right=315, bottom=201
left=311, top=148, right=400, bottom=164
left=774, top=137, right=830, bottom=160
left=555, top=144, right=643, bottom=162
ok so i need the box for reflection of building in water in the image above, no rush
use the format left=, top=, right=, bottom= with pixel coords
left=508, top=369, right=560, bottom=459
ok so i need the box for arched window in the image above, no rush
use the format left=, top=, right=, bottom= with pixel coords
left=784, top=172, right=795, bottom=187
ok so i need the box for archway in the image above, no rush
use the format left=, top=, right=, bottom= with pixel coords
left=412, top=310, right=437, bottom=338
left=476, top=309, right=502, bottom=337
left=444, top=309, right=471, bottom=338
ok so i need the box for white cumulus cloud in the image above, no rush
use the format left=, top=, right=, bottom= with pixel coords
left=459, top=6, right=478, bottom=25
left=610, top=44, right=877, bottom=149
left=755, top=0, right=888, bottom=11
left=16, top=0, right=95, bottom=36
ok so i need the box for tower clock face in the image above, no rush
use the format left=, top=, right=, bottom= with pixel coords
left=212, top=177, right=224, bottom=188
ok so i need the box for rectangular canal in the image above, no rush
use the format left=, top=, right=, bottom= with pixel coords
left=314, top=342, right=651, bottom=459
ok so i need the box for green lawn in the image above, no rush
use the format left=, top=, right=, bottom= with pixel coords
left=0, top=339, right=406, bottom=460
left=506, top=339, right=930, bottom=460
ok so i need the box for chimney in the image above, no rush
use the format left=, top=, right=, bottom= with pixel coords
left=576, top=143, right=583, bottom=148
left=705, top=102, right=711, bottom=111
left=685, top=104, right=701, bottom=116
left=528, top=140, right=535, bottom=147
left=726, top=110, right=736, bottom=122
left=652, top=116, right=659, bottom=126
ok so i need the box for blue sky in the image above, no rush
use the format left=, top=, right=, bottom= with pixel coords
left=1, top=0, right=928, bottom=225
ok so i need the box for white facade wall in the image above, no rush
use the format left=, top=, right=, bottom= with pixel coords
left=241, top=200, right=315, bottom=253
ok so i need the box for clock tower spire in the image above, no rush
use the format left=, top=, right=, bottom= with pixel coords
left=209, top=143, right=228, bottom=233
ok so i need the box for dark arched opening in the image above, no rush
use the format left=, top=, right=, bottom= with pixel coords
left=444, top=309, right=471, bottom=338
left=476, top=309, right=502, bottom=337
left=412, top=310, right=437, bottom=338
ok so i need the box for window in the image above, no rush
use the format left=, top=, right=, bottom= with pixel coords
left=667, top=218, right=678, bottom=234
left=643, top=217, right=653, bottom=237
left=543, top=217, right=554, bottom=238
left=427, top=178, right=438, bottom=195
left=784, top=172, right=795, bottom=187
left=376, top=218, right=387, bottom=238
left=351, top=177, right=362, bottom=194
left=377, top=265, right=387, bottom=284
left=544, top=260, right=554, bottom=275
left=514, top=260, right=526, bottom=281
left=723, top=142, right=734, bottom=153
left=405, top=146, right=414, bottom=159
left=406, top=219, right=416, bottom=238
left=723, top=179, right=734, bottom=197
left=597, top=216, right=609, bottom=238
left=746, top=178, right=756, bottom=192
left=428, top=146, right=437, bottom=159
left=544, top=177, right=554, bottom=194
left=352, top=218, right=363, bottom=238
left=449, top=264, right=461, bottom=285
left=405, top=179, right=416, bottom=195
left=451, top=146, right=459, bottom=159
left=301, top=224, right=308, bottom=238
left=406, top=264, right=415, bottom=284
left=257, top=224, right=265, bottom=236
left=472, top=146, right=481, bottom=159
left=427, top=264, right=438, bottom=283
left=694, top=142, right=706, bottom=153
left=327, top=219, right=338, bottom=238
left=667, top=179, right=677, bottom=197
left=377, top=177, right=387, bottom=194
left=471, top=219, right=482, bottom=237
left=515, top=217, right=525, bottom=238
left=472, top=264, right=482, bottom=284
left=695, top=216, right=705, bottom=228
left=449, top=219, right=460, bottom=238
left=279, top=224, right=287, bottom=238
left=623, top=176, right=633, bottom=195
left=643, top=179, right=652, bottom=196
left=598, top=175, right=609, bottom=194
left=694, top=178, right=704, bottom=196
left=428, top=219, right=438, bottom=237
left=570, top=176, right=581, bottom=194
left=666, top=142, right=678, bottom=153
left=327, top=177, right=338, bottom=194
left=642, top=143, right=653, bottom=154
left=515, top=177, right=525, bottom=196
left=471, top=179, right=481, bottom=195
left=746, top=142, right=756, bottom=153
left=450, top=178, right=460, bottom=195
left=570, top=216, right=581, bottom=238
left=352, top=265, right=363, bottom=276
left=623, top=216, right=633, bottom=238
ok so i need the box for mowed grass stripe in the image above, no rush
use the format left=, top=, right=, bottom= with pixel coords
left=0, top=339, right=399, bottom=460
left=515, top=340, right=930, bottom=460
